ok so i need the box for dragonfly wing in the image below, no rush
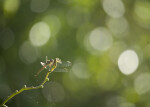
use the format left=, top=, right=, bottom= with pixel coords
left=35, top=59, right=72, bottom=75
left=40, top=62, right=47, bottom=68
left=54, top=68, right=69, bottom=72
left=57, top=61, right=72, bottom=68
left=35, top=62, right=48, bottom=76
left=54, top=61, right=72, bottom=72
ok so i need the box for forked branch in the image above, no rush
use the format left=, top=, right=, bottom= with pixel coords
left=0, top=57, right=61, bottom=107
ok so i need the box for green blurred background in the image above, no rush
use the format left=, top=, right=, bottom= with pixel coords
left=1, top=0, right=150, bottom=107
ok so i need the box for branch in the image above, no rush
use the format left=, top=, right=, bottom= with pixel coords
left=0, top=69, right=53, bottom=107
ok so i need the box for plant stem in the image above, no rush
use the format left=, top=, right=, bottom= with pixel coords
left=0, top=70, right=53, bottom=107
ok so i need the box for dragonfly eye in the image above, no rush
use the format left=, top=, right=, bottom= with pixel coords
left=50, top=59, right=54, bottom=62
left=56, top=58, right=62, bottom=64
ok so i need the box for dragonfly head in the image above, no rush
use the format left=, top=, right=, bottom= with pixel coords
left=55, top=58, right=62, bottom=64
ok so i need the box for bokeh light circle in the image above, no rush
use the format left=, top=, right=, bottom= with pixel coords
left=103, top=0, right=125, bottom=18
left=29, top=21, right=51, bottom=47
left=133, top=1, right=150, bottom=29
left=72, top=61, right=91, bottom=79
left=42, top=82, right=65, bottom=103
left=42, top=15, right=61, bottom=36
left=134, top=1, right=150, bottom=20
left=89, top=27, right=113, bottom=52
left=3, top=0, right=20, bottom=14
left=118, top=50, right=139, bottom=75
left=106, top=17, right=129, bottom=37
left=134, top=73, right=150, bottom=95
left=19, top=41, right=38, bottom=64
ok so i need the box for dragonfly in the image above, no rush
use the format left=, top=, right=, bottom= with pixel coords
left=35, top=56, right=72, bottom=76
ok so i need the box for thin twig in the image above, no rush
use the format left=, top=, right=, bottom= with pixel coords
left=0, top=66, right=55, bottom=107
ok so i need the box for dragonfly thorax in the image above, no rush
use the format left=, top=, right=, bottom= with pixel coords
left=35, top=56, right=71, bottom=76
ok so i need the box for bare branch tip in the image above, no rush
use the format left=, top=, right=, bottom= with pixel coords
left=41, top=85, right=44, bottom=88
left=46, top=78, right=49, bottom=81
left=24, top=85, right=26, bottom=88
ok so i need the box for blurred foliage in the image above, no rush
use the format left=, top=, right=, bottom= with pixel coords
left=0, top=0, right=150, bottom=107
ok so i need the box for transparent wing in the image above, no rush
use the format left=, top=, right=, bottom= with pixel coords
left=54, top=61, right=72, bottom=72
left=40, top=62, right=47, bottom=69
left=57, top=61, right=72, bottom=68
left=40, top=62, right=51, bottom=71
left=35, top=60, right=72, bottom=76
left=35, top=62, right=49, bottom=76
